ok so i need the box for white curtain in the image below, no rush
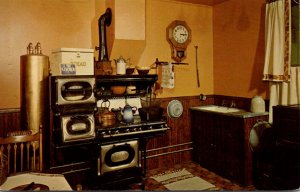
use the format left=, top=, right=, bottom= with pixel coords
left=269, top=67, right=300, bottom=120
left=263, top=0, right=300, bottom=122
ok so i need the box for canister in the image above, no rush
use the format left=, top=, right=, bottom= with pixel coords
left=251, top=96, right=265, bottom=113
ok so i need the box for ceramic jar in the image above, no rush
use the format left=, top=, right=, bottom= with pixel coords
left=251, top=96, right=265, bottom=113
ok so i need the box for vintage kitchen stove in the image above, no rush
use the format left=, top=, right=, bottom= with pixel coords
left=89, top=74, right=169, bottom=190
left=47, top=73, right=170, bottom=190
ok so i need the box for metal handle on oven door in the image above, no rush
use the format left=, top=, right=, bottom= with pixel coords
left=97, top=158, right=101, bottom=176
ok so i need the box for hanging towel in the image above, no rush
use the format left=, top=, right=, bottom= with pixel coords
left=161, top=63, right=174, bottom=89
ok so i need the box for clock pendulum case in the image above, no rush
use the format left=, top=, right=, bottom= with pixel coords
left=166, top=20, right=191, bottom=62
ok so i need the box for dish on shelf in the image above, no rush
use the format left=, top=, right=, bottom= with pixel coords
left=136, top=66, right=150, bottom=75
left=110, top=86, right=126, bottom=95
left=126, top=67, right=135, bottom=75
left=167, top=100, right=183, bottom=118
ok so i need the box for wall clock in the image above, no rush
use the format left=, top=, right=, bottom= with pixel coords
left=166, top=20, right=191, bottom=62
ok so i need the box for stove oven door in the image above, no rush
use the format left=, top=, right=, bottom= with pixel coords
left=62, top=114, right=95, bottom=143
left=99, top=140, right=139, bottom=175
left=52, top=76, right=95, bottom=106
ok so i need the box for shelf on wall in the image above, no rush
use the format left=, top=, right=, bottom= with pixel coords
left=95, top=74, right=158, bottom=83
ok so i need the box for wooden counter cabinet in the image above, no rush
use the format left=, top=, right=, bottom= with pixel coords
left=190, top=109, right=268, bottom=185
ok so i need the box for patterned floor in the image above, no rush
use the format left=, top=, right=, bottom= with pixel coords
left=143, top=161, right=256, bottom=190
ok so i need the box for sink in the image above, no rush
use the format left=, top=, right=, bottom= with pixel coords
left=191, top=105, right=246, bottom=113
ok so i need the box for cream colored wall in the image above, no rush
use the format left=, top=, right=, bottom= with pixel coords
left=0, top=0, right=213, bottom=108
left=107, top=0, right=214, bottom=98
left=0, top=0, right=104, bottom=109
left=143, top=0, right=214, bottom=98
left=213, top=0, right=269, bottom=99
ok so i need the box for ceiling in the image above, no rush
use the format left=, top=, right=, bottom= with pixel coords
left=173, top=0, right=228, bottom=6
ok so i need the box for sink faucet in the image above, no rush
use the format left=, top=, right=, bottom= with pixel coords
left=221, top=100, right=226, bottom=107
left=230, top=101, right=236, bottom=108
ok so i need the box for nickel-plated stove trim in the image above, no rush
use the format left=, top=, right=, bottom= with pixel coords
left=100, top=127, right=170, bottom=139
left=96, top=120, right=170, bottom=141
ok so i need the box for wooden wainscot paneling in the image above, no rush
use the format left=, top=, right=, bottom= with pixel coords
left=0, top=108, right=21, bottom=137
left=145, top=95, right=214, bottom=171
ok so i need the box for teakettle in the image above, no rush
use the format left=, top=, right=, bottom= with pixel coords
left=121, top=104, right=137, bottom=123
left=96, top=100, right=116, bottom=127
left=114, top=56, right=130, bottom=75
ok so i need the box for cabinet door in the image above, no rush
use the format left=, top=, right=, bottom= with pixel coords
left=191, top=111, right=205, bottom=164
left=204, top=112, right=222, bottom=173
left=220, top=116, right=244, bottom=183
left=191, top=111, right=222, bottom=173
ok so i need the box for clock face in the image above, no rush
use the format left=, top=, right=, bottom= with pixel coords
left=172, top=25, right=189, bottom=44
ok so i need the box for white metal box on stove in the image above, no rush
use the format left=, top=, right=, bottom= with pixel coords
left=50, top=48, right=94, bottom=75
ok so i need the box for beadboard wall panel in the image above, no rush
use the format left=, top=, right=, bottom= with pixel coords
left=0, top=108, right=21, bottom=137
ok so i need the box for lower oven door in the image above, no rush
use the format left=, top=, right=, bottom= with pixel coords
left=99, top=140, right=139, bottom=175
left=62, top=114, right=95, bottom=142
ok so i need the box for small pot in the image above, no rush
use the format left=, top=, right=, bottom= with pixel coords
left=126, top=85, right=136, bottom=94
left=111, top=108, right=123, bottom=122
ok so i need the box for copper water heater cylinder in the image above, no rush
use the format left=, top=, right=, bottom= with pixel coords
left=20, top=43, right=49, bottom=133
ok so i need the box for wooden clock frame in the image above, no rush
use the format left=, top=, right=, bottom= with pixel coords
left=166, top=20, right=191, bottom=62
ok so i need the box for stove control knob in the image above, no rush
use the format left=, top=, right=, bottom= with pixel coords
left=125, top=129, right=130, bottom=133
left=101, top=132, right=106, bottom=137
left=107, top=130, right=111, bottom=135
left=138, top=127, right=142, bottom=131
left=115, top=130, right=119, bottom=134
left=149, top=126, right=153, bottom=130
left=132, top=128, right=137, bottom=132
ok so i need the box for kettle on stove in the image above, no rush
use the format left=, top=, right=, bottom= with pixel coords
left=114, top=56, right=130, bottom=75
left=97, top=100, right=116, bottom=127
left=121, top=104, right=137, bottom=123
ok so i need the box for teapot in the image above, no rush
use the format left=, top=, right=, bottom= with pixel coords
left=114, top=56, right=130, bottom=75
left=121, top=104, right=137, bottom=123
